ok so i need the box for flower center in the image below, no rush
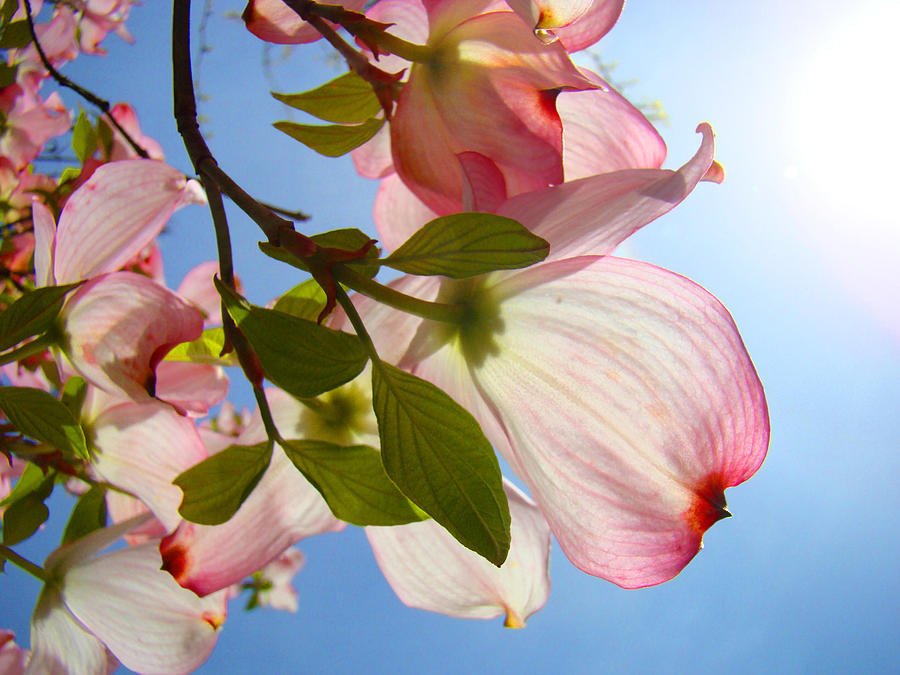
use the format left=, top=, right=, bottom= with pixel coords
left=436, top=277, right=504, bottom=367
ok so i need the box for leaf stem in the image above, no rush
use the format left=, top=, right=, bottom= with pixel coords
left=333, top=284, right=379, bottom=364
left=0, top=544, right=47, bottom=582
left=333, top=265, right=465, bottom=325
left=253, top=386, right=284, bottom=445
left=0, top=332, right=55, bottom=367
left=284, top=0, right=433, bottom=63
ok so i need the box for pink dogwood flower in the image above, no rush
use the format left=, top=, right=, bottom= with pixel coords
left=351, top=0, right=664, bottom=216
left=250, top=547, right=306, bottom=612
left=0, top=630, right=28, bottom=675
left=30, top=160, right=207, bottom=400
left=0, top=84, right=71, bottom=170
left=360, top=0, right=601, bottom=214
left=27, top=517, right=227, bottom=675
left=344, top=126, right=767, bottom=589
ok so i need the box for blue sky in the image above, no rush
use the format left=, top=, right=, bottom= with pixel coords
left=3, top=1, right=899, bottom=672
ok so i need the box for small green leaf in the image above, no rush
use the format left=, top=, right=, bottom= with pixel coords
left=1, top=0, right=18, bottom=25
left=0, top=283, right=80, bottom=353
left=1, top=471, right=53, bottom=546
left=174, top=443, right=273, bottom=526
left=0, top=386, right=88, bottom=460
left=96, top=117, right=114, bottom=158
left=311, top=227, right=373, bottom=252
left=0, top=462, right=43, bottom=508
left=272, top=71, right=382, bottom=124
left=61, top=485, right=107, bottom=544
left=0, top=20, right=32, bottom=49
left=0, top=62, right=17, bottom=88
left=312, top=228, right=381, bottom=279
left=60, top=376, right=87, bottom=419
left=371, top=361, right=510, bottom=565
left=164, top=327, right=238, bottom=367
left=384, top=213, right=550, bottom=278
left=217, top=280, right=368, bottom=399
left=280, top=439, right=427, bottom=526
left=58, top=166, right=82, bottom=186
left=274, top=118, right=384, bottom=157
left=272, top=279, right=327, bottom=322
left=259, top=241, right=309, bottom=273
left=72, top=111, right=98, bottom=163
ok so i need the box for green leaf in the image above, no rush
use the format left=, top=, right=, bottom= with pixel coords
left=0, top=386, right=88, bottom=460
left=0, top=283, right=80, bottom=353
left=217, top=280, right=368, bottom=399
left=312, top=228, right=381, bottom=279
left=383, top=213, right=550, bottom=278
left=0, top=20, right=31, bottom=49
left=1, top=0, right=18, bottom=26
left=174, top=443, right=273, bottom=526
left=272, top=71, right=382, bottom=124
left=59, top=166, right=82, bottom=186
left=0, top=62, right=17, bottom=88
left=72, top=110, right=98, bottom=163
left=0, top=461, right=43, bottom=508
left=274, top=118, right=384, bottom=158
left=164, top=327, right=238, bottom=367
left=258, top=241, right=310, bottom=273
left=96, top=117, right=114, bottom=158
left=60, top=376, right=87, bottom=419
left=280, top=439, right=427, bottom=526
left=371, top=361, right=510, bottom=565
left=1, top=470, right=53, bottom=546
left=61, top=485, right=107, bottom=544
left=272, top=279, right=327, bottom=322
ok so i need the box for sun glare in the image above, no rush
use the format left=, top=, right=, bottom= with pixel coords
left=784, top=3, right=900, bottom=337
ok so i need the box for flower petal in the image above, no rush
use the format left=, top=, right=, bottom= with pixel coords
left=27, top=587, right=107, bottom=675
left=559, top=71, right=667, bottom=180
left=53, top=160, right=206, bottom=284
left=154, top=362, right=229, bottom=417
left=498, top=123, right=716, bottom=261
left=373, top=172, right=440, bottom=253
left=366, top=479, right=550, bottom=626
left=175, top=260, right=223, bottom=325
left=90, top=401, right=208, bottom=531
left=414, top=256, right=769, bottom=588
left=61, top=271, right=204, bottom=401
left=545, top=0, right=624, bottom=52
left=242, top=0, right=366, bottom=44
left=159, top=445, right=344, bottom=596
left=62, top=543, right=227, bottom=675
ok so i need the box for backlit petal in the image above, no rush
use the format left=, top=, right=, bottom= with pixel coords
left=498, top=123, right=716, bottom=261
left=367, top=479, right=550, bottom=626
left=159, top=445, right=344, bottom=596
left=559, top=71, right=666, bottom=179
left=90, top=400, right=208, bottom=531
left=405, top=257, right=768, bottom=588
left=53, top=160, right=205, bottom=284
left=61, top=272, right=204, bottom=401
left=62, top=543, right=226, bottom=675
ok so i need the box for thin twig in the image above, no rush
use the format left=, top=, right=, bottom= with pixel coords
left=255, top=200, right=310, bottom=222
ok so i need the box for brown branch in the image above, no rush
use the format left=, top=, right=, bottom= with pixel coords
left=172, top=0, right=312, bottom=246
